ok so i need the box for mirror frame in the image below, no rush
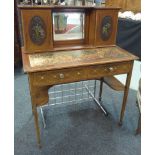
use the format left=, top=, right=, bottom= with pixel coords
left=52, top=8, right=89, bottom=48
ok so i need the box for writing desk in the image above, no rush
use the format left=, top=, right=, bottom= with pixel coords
left=22, top=45, right=138, bottom=147
left=18, top=5, right=139, bottom=147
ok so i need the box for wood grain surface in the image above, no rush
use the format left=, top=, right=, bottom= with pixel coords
left=22, top=46, right=138, bottom=72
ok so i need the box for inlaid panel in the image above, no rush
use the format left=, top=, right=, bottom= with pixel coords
left=101, top=16, right=113, bottom=41
left=21, top=9, right=53, bottom=53
left=95, top=9, right=119, bottom=46
left=29, top=16, right=47, bottom=45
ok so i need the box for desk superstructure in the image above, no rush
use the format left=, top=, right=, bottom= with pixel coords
left=18, top=5, right=138, bottom=147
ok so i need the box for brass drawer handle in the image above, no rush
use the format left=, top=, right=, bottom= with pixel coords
left=41, top=76, right=44, bottom=80
left=109, top=67, right=114, bottom=71
left=59, top=73, right=64, bottom=79
left=77, top=72, right=80, bottom=75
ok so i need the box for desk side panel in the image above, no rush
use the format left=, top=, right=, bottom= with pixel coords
left=28, top=73, right=51, bottom=106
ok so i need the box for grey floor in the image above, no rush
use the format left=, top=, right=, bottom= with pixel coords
left=14, top=68, right=141, bottom=155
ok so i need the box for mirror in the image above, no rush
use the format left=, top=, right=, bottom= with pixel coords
left=53, top=12, right=85, bottom=41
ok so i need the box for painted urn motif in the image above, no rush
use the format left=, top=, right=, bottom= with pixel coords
left=101, top=16, right=112, bottom=41
left=29, top=16, right=46, bottom=45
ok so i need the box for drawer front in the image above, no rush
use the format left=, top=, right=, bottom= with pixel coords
left=32, top=68, right=87, bottom=86
left=87, top=62, right=132, bottom=79
left=32, top=62, right=132, bottom=86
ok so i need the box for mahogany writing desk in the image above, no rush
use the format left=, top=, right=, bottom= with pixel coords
left=18, top=5, right=138, bottom=147
left=22, top=45, right=138, bottom=147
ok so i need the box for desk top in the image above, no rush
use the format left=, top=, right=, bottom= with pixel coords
left=22, top=46, right=138, bottom=72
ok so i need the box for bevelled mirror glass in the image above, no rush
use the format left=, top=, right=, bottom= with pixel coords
left=53, top=12, right=85, bottom=41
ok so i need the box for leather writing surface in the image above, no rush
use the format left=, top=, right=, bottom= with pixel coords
left=28, top=46, right=136, bottom=69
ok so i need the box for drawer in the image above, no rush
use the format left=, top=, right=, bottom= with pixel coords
left=31, top=62, right=132, bottom=86
left=32, top=68, right=87, bottom=86
left=87, top=62, right=132, bottom=79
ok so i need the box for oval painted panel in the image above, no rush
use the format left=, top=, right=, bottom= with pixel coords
left=29, top=16, right=46, bottom=45
left=101, top=16, right=113, bottom=41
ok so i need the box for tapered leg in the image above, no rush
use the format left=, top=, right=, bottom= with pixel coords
left=136, top=114, right=141, bottom=134
left=119, top=70, right=133, bottom=126
left=33, top=105, right=42, bottom=148
left=94, top=80, right=97, bottom=97
left=99, top=78, right=104, bottom=102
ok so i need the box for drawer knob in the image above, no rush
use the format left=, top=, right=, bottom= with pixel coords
left=59, top=73, right=64, bottom=79
left=77, top=72, right=80, bottom=75
left=41, top=76, right=44, bottom=80
left=109, top=67, right=114, bottom=71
